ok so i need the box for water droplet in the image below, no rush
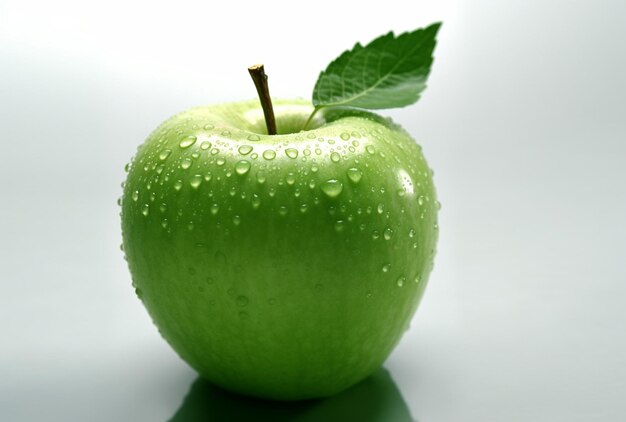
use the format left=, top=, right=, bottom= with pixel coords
left=204, top=172, right=212, bottom=182
left=377, top=203, right=384, bottom=214
left=366, top=145, right=376, bottom=154
left=160, top=218, right=168, bottom=228
left=235, top=160, right=251, bottom=175
left=135, top=288, right=143, bottom=299
left=141, top=204, right=149, bottom=216
left=436, top=200, right=442, bottom=210
left=300, top=203, right=308, bottom=213
left=159, top=149, right=172, bottom=161
left=311, top=164, right=319, bottom=173
left=382, top=264, right=391, bottom=272
left=263, top=150, right=276, bottom=160
left=334, top=220, right=346, bottom=232
left=346, top=168, right=363, bottom=184
left=232, top=215, right=241, bottom=226
left=247, top=134, right=260, bottom=142
left=278, top=206, right=288, bottom=216
left=186, top=221, right=194, bottom=230
left=384, top=227, right=393, bottom=240
left=210, top=203, right=220, bottom=215
left=330, top=152, right=341, bottom=163
left=340, top=132, right=350, bottom=141
left=203, top=123, right=214, bottom=130
left=409, top=229, right=416, bottom=238
left=372, top=230, right=380, bottom=240
left=285, top=148, right=298, bottom=159
left=320, top=179, right=343, bottom=198
left=286, top=172, right=296, bottom=185
left=179, top=135, right=197, bottom=149
left=174, top=180, right=183, bottom=191
left=238, top=145, right=253, bottom=155
left=397, top=188, right=406, bottom=197
left=236, top=295, right=249, bottom=307
left=414, top=274, right=421, bottom=284
left=396, top=276, right=405, bottom=287
left=131, top=190, right=139, bottom=202
left=189, top=174, right=203, bottom=189
left=413, top=242, right=418, bottom=249
left=256, top=171, right=266, bottom=184
left=216, top=157, right=226, bottom=166
left=418, top=196, right=425, bottom=206
left=181, top=158, right=192, bottom=170
left=200, top=141, right=212, bottom=150
left=251, top=193, right=261, bottom=209
left=221, top=130, right=231, bottom=137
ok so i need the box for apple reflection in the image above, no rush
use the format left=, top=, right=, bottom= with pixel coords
left=168, top=367, right=415, bottom=421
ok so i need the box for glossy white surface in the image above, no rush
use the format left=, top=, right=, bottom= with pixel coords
left=2, top=1, right=625, bottom=420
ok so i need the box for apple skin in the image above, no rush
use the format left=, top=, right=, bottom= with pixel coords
left=121, top=99, right=438, bottom=400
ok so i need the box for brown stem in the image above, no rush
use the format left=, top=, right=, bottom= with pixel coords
left=248, top=64, right=277, bottom=135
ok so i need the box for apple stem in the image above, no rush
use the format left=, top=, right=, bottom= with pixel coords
left=303, top=106, right=321, bottom=131
left=248, top=64, right=277, bottom=135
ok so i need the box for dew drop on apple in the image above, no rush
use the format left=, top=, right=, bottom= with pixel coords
left=418, top=195, right=425, bottom=206
left=263, top=150, right=276, bottom=160
left=330, top=152, right=341, bottom=163
left=346, top=168, right=363, bottom=184
left=141, top=204, right=149, bottom=216
left=203, top=123, right=214, bottom=130
left=414, top=274, right=421, bottom=284
left=236, top=295, right=249, bottom=307
left=340, top=132, right=350, bottom=141
left=132, top=190, right=139, bottom=202
left=377, top=203, right=385, bottom=214
left=200, top=141, right=212, bottom=150
left=233, top=215, right=241, bottom=226
left=311, top=164, right=319, bottom=173
left=334, top=220, right=346, bottom=232
left=409, top=228, right=416, bottom=238
left=238, top=145, right=253, bottom=155
left=181, top=158, right=192, bottom=170
left=161, top=218, right=168, bottom=229
left=300, top=203, right=308, bottom=213
left=372, top=230, right=380, bottom=240
left=235, top=160, right=251, bottom=176
left=216, top=157, right=226, bottom=166
left=286, top=172, right=296, bottom=185
left=320, top=179, right=343, bottom=198
left=256, top=171, right=266, bottom=184
left=187, top=221, right=195, bottom=231
left=366, top=145, right=376, bottom=154
left=247, top=134, right=260, bottom=142
left=179, top=135, right=197, bottom=149
left=285, top=148, right=298, bottom=159
left=382, top=264, right=391, bottom=273
left=251, top=193, right=261, bottom=209
left=384, top=227, right=393, bottom=240
left=396, top=276, right=405, bottom=287
left=189, top=174, right=203, bottom=189
left=174, top=180, right=183, bottom=191
left=159, top=203, right=167, bottom=213
left=159, top=149, right=172, bottom=161
left=278, top=206, right=288, bottom=216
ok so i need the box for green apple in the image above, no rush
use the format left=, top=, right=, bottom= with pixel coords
left=121, top=99, right=438, bottom=400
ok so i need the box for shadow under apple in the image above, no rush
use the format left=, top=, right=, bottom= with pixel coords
left=168, top=367, right=415, bottom=422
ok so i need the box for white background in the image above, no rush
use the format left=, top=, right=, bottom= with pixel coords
left=1, top=0, right=625, bottom=420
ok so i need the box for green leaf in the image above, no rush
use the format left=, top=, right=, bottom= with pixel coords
left=312, top=22, right=441, bottom=110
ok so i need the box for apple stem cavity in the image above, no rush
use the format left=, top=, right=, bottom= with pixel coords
left=248, top=64, right=277, bottom=135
